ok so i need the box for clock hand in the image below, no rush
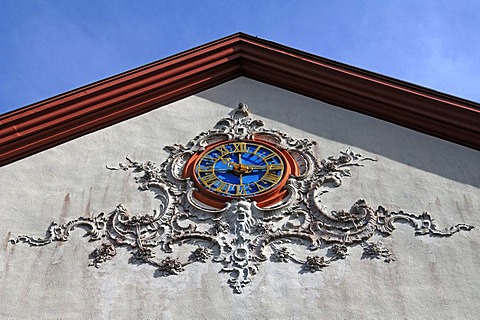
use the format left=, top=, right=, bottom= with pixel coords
left=243, top=165, right=268, bottom=170
left=220, top=155, right=261, bottom=175
left=221, top=157, right=233, bottom=167
left=238, top=154, right=243, bottom=184
left=232, top=163, right=253, bottom=174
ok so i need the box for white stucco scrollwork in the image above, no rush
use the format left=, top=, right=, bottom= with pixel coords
left=11, top=103, right=474, bottom=294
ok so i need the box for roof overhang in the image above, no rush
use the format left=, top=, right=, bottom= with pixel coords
left=1, top=33, right=479, bottom=166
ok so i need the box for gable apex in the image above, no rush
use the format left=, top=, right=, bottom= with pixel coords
left=1, top=32, right=479, bottom=166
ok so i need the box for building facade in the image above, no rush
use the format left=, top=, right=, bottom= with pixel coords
left=1, top=34, right=479, bottom=319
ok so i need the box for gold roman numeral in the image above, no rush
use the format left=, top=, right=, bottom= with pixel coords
left=263, top=153, right=276, bottom=162
left=199, top=173, right=218, bottom=186
left=236, top=184, right=248, bottom=196
left=254, top=182, right=267, bottom=192
left=267, top=164, right=284, bottom=171
left=215, top=145, right=230, bottom=157
left=197, top=166, right=214, bottom=173
left=261, top=172, right=280, bottom=184
left=253, top=145, right=261, bottom=154
left=216, top=181, right=232, bottom=193
left=232, top=142, right=248, bottom=153
left=204, top=156, right=217, bottom=161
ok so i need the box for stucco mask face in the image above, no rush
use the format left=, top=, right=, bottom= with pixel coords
left=229, top=200, right=255, bottom=234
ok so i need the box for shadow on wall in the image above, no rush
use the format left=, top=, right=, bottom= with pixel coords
left=196, top=78, right=480, bottom=189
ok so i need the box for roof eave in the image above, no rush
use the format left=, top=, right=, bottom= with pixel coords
left=1, top=33, right=479, bottom=167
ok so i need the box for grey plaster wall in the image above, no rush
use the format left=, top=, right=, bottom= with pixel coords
left=1, top=77, right=479, bottom=319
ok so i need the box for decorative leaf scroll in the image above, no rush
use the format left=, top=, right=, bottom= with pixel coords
left=11, top=103, right=474, bottom=294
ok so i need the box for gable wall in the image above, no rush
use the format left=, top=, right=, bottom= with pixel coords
left=1, top=78, right=479, bottom=319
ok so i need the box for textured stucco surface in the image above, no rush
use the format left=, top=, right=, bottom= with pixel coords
left=1, top=77, right=479, bottom=319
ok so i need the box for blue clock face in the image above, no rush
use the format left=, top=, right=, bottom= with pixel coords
left=194, top=141, right=285, bottom=198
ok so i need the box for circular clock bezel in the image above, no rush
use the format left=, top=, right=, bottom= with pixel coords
left=183, top=139, right=299, bottom=208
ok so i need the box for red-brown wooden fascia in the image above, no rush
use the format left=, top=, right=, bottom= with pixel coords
left=236, top=38, right=480, bottom=149
left=1, top=33, right=479, bottom=167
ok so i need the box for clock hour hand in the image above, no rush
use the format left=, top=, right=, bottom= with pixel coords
left=217, top=157, right=247, bottom=174
left=220, top=156, right=270, bottom=174
left=224, top=160, right=253, bottom=175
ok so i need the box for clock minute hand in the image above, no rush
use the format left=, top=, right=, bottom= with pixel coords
left=244, top=165, right=268, bottom=170
left=238, top=154, right=243, bottom=184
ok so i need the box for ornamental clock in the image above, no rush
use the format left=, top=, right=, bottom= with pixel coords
left=183, top=139, right=299, bottom=208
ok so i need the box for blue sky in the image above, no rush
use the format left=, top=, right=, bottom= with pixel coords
left=1, top=1, right=479, bottom=115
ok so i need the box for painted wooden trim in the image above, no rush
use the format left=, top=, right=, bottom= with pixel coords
left=1, top=33, right=479, bottom=166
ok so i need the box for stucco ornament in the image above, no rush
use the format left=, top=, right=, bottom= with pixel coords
left=11, top=103, right=474, bottom=294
